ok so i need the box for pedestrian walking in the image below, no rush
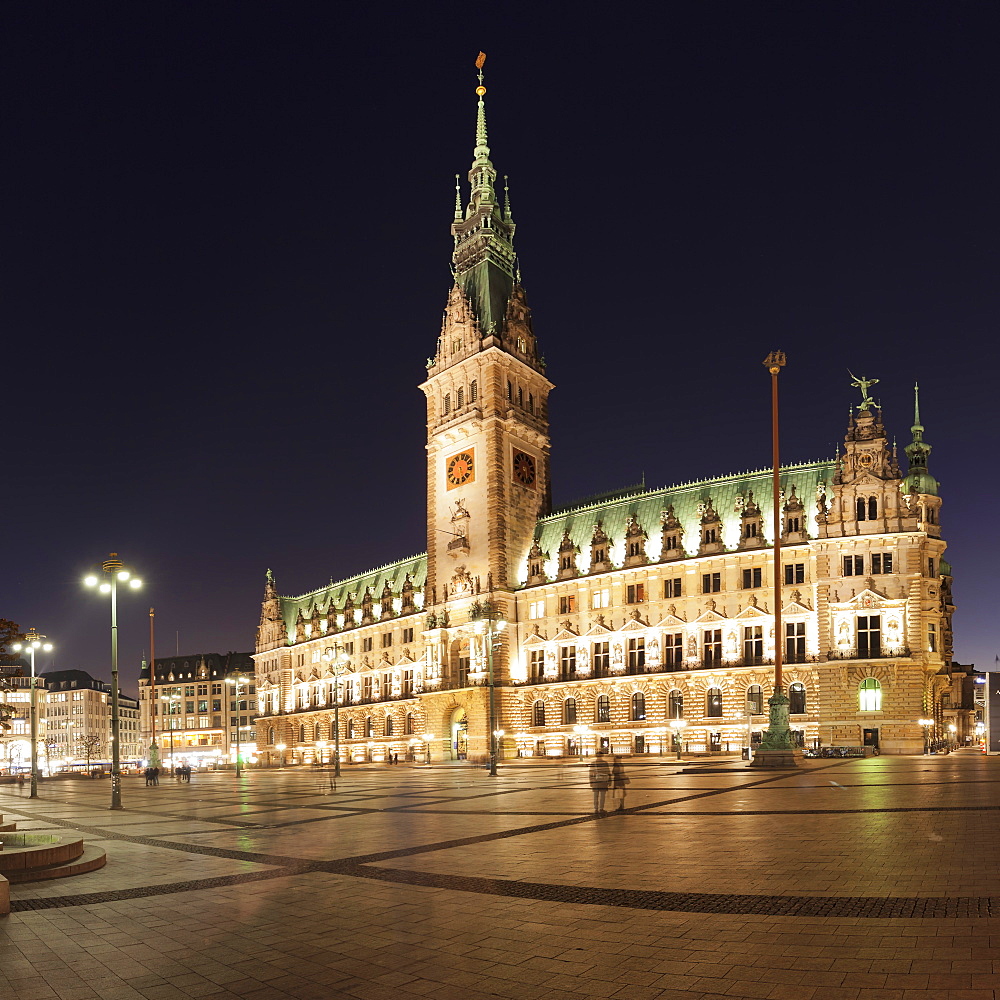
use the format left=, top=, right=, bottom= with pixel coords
left=151, top=766, right=160, bottom=785
left=588, top=753, right=611, bottom=815
left=610, top=755, right=629, bottom=812
left=17, top=773, right=25, bottom=790
left=144, top=767, right=152, bottom=786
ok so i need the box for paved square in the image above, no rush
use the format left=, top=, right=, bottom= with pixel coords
left=1, top=752, right=999, bottom=999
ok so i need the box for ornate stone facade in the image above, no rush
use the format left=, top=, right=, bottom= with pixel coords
left=251, top=69, right=953, bottom=766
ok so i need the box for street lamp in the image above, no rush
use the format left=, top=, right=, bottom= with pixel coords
left=84, top=553, right=142, bottom=810
left=948, top=723, right=958, bottom=750
left=275, top=742, right=286, bottom=768
left=11, top=628, right=53, bottom=798
left=225, top=675, right=251, bottom=777
left=471, top=601, right=506, bottom=776
left=160, top=694, right=181, bottom=774
left=322, top=646, right=350, bottom=777
left=573, top=724, right=592, bottom=757
left=423, top=732, right=435, bottom=765
left=918, top=718, right=934, bottom=755
left=669, top=719, right=687, bottom=760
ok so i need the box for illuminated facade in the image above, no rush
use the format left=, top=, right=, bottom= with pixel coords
left=137, top=653, right=257, bottom=769
left=253, top=70, right=953, bottom=763
left=41, top=669, right=141, bottom=769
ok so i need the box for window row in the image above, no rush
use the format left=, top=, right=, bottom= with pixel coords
left=266, top=712, right=418, bottom=745
left=529, top=683, right=810, bottom=727
left=442, top=381, right=478, bottom=415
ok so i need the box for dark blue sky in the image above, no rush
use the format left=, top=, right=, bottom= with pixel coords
left=4, top=1, right=997, bottom=692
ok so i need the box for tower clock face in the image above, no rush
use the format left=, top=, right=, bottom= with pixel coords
left=512, top=449, right=536, bottom=488
left=446, top=450, right=475, bottom=490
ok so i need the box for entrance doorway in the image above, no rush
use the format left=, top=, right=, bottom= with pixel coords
left=863, top=727, right=880, bottom=750
left=449, top=708, right=468, bottom=760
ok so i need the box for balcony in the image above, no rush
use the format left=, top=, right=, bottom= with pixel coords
left=827, top=647, right=910, bottom=661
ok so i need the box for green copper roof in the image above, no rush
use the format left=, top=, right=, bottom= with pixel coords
left=523, top=460, right=837, bottom=585
left=280, top=554, right=427, bottom=637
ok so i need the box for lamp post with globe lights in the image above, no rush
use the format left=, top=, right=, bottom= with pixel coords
left=225, top=675, right=251, bottom=777
left=471, top=601, right=506, bottom=776
left=322, top=646, right=350, bottom=777
left=84, top=553, right=142, bottom=810
left=11, top=628, right=53, bottom=798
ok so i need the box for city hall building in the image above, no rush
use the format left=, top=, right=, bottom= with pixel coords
left=252, top=70, right=952, bottom=765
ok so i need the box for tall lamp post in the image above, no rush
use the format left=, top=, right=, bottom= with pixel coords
left=669, top=719, right=687, bottom=760
left=322, top=646, right=350, bottom=777
left=471, top=601, right=506, bottom=776
left=225, top=675, right=251, bottom=777
left=84, top=553, right=142, bottom=810
left=753, top=352, right=796, bottom=767
left=11, top=628, right=53, bottom=798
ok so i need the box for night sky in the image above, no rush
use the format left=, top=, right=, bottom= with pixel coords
left=5, top=2, right=997, bottom=694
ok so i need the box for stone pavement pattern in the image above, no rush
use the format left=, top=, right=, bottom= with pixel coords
left=1, top=752, right=998, bottom=999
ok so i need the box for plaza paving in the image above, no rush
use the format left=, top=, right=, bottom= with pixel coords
left=0, top=751, right=998, bottom=1000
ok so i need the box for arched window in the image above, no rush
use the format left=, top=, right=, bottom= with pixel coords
left=456, top=387, right=464, bottom=408
left=789, top=682, right=806, bottom=714
left=470, top=380, right=478, bottom=402
left=596, top=695, right=610, bottom=724
left=444, top=393, right=451, bottom=415
left=563, top=698, right=577, bottom=725
left=746, top=684, right=763, bottom=715
left=668, top=690, right=683, bottom=719
left=532, top=701, right=546, bottom=727
left=365, top=717, right=374, bottom=738
left=405, top=712, right=413, bottom=735
left=631, top=692, right=646, bottom=721
left=868, top=497, right=877, bottom=520
left=299, top=724, right=306, bottom=743
left=706, top=687, right=723, bottom=717
left=859, top=678, right=881, bottom=711
left=385, top=716, right=393, bottom=736
left=267, top=727, right=275, bottom=745
left=347, top=719, right=355, bottom=738
left=857, top=498, right=866, bottom=521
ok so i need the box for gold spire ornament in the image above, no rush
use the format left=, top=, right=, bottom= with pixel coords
left=475, top=51, right=486, bottom=69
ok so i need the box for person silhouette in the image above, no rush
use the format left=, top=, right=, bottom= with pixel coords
left=589, top=753, right=611, bottom=815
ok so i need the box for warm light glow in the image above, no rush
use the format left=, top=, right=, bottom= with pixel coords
left=129, top=578, right=142, bottom=589
left=84, top=575, right=98, bottom=587
left=99, top=582, right=111, bottom=593
left=11, top=643, right=22, bottom=652
left=42, top=643, right=52, bottom=652
left=918, top=718, right=934, bottom=727
left=118, top=570, right=130, bottom=581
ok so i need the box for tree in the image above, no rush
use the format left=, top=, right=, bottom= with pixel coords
left=74, top=734, right=106, bottom=772
left=0, top=619, right=23, bottom=654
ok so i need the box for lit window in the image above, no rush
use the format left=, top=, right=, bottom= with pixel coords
left=626, top=583, right=645, bottom=604
left=591, top=589, right=610, bottom=609
left=859, top=678, right=881, bottom=711
left=529, top=600, right=545, bottom=619
left=706, top=687, right=723, bottom=718
left=631, top=693, right=646, bottom=721
left=746, top=684, right=763, bottom=715
left=596, top=695, right=611, bottom=724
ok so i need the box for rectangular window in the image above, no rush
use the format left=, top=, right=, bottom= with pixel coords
left=559, top=646, right=576, bottom=678
left=871, top=553, right=893, bottom=575
left=559, top=595, right=577, bottom=615
left=843, top=555, right=863, bottom=576
left=626, top=638, right=645, bottom=672
left=185, top=686, right=195, bottom=697
left=664, top=633, right=683, bottom=667
left=343, top=642, right=355, bottom=655
left=381, top=632, right=393, bottom=648
left=663, top=578, right=682, bottom=599
left=197, top=685, right=208, bottom=696
left=784, top=563, right=805, bottom=585
left=529, top=650, right=545, bottom=682
left=212, top=699, right=221, bottom=712
left=742, top=567, right=762, bottom=589
left=591, top=589, right=610, bottom=610
left=592, top=642, right=610, bottom=677
left=702, top=573, right=721, bottom=594
left=743, top=626, right=763, bottom=662
left=927, top=623, right=938, bottom=653
left=529, top=600, right=546, bottom=619
left=402, top=627, right=414, bottom=644
left=363, top=676, right=373, bottom=700
left=928, top=557, right=936, bottom=577
left=362, top=637, right=373, bottom=652
left=626, top=583, right=645, bottom=604
left=785, top=622, right=806, bottom=662
left=198, top=700, right=208, bottom=713
left=703, top=629, right=722, bottom=665
left=857, top=615, right=882, bottom=658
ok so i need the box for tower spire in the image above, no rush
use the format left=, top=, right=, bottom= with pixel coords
left=904, top=381, right=938, bottom=495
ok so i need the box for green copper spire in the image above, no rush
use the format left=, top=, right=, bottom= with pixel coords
left=904, top=382, right=938, bottom=495
left=450, top=52, right=517, bottom=338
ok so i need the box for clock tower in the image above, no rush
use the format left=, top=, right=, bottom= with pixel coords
left=420, top=62, right=553, bottom=614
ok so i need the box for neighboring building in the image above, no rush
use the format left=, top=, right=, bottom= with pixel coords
left=137, top=653, right=257, bottom=769
left=0, top=659, right=47, bottom=773
left=253, top=70, right=953, bottom=765
left=41, top=669, right=141, bottom=769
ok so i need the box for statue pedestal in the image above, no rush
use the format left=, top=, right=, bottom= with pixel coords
left=750, top=749, right=798, bottom=769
